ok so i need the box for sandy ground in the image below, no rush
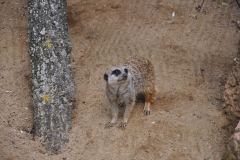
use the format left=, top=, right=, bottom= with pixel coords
left=0, top=0, right=240, bottom=159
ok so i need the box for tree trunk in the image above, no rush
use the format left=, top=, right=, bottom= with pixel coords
left=28, top=0, right=77, bottom=152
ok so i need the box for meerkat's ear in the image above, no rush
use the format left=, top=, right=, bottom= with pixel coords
left=104, top=73, right=108, bottom=81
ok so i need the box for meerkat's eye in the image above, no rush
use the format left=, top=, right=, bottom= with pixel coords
left=112, top=69, right=121, bottom=76
left=124, top=68, right=128, bottom=73
left=104, top=73, right=108, bottom=81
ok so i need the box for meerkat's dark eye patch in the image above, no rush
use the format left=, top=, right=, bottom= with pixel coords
left=124, top=68, right=128, bottom=73
left=112, top=69, right=121, bottom=76
left=104, top=73, right=108, bottom=81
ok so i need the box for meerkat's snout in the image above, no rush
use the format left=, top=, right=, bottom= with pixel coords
left=117, top=68, right=128, bottom=82
left=122, top=73, right=128, bottom=80
left=118, top=73, right=128, bottom=82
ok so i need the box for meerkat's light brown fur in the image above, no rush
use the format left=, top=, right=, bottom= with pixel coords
left=103, top=55, right=155, bottom=129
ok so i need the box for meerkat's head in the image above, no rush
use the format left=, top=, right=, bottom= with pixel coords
left=104, top=65, right=130, bottom=86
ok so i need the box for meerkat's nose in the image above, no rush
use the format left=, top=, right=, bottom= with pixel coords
left=123, top=73, right=128, bottom=79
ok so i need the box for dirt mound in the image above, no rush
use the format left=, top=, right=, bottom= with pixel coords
left=222, top=40, right=240, bottom=159
left=223, top=42, right=240, bottom=127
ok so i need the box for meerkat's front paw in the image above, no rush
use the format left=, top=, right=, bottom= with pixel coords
left=105, top=122, right=115, bottom=128
left=119, top=122, right=127, bottom=130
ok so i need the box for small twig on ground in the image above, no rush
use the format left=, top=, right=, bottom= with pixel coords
left=231, top=20, right=240, bottom=29
left=204, top=156, right=211, bottom=160
left=28, top=126, right=34, bottom=134
left=194, top=0, right=206, bottom=19
left=236, top=0, right=240, bottom=8
left=0, top=115, right=11, bottom=126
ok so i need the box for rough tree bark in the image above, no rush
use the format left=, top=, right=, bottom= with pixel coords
left=28, top=0, right=77, bottom=152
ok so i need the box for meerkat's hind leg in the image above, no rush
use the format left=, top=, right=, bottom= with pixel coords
left=143, top=89, right=155, bottom=115
left=143, top=102, right=151, bottom=115
left=105, top=102, right=119, bottom=128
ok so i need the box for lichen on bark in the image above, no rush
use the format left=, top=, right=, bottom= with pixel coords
left=28, top=0, right=77, bottom=152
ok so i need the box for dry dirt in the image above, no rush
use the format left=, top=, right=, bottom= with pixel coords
left=0, top=0, right=240, bottom=159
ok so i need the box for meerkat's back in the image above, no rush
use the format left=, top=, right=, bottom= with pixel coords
left=124, top=55, right=155, bottom=94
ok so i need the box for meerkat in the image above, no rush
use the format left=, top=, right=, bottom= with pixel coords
left=103, top=55, right=155, bottom=129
